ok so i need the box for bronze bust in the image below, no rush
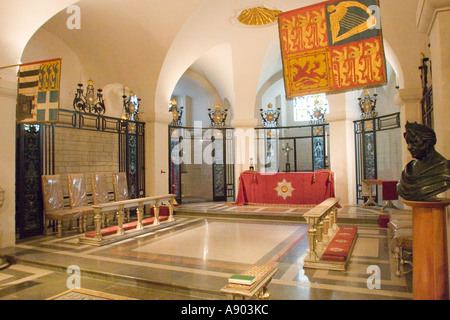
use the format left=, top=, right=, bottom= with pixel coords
left=397, top=122, right=450, bottom=201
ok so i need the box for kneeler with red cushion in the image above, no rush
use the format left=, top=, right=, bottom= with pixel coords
left=321, top=226, right=358, bottom=262
left=84, top=215, right=169, bottom=238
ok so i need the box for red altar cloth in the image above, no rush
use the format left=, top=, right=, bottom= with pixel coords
left=234, top=170, right=336, bottom=206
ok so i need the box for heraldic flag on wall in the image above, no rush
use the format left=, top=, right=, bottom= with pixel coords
left=16, top=58, right=61, bottom=123
left=278, top=0, right=387, bottom=99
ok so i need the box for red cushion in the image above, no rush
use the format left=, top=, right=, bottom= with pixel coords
left=321, top=225, right=357, bottom=262
left=85, top=226, right=118, bottom=238
left=123, top=222, right=138, bottom=230
left=338, top=226, right=358, bottom=234
left=321, top=255, right=346, bottom=262
left=84, top=214, right=171, bottom=238
left=150, top=206, right=170, bottom=217
left=379, top=214, right=389, bottom=228
left=322, top=244, right=349, bottom=261
left=142, top=217, right=155, bottom=225
left=382, top=181, right=398, bottom=200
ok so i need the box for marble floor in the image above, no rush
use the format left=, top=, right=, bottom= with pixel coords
left=0, top=203, right=414, bottom=301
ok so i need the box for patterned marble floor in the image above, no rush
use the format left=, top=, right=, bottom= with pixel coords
left=0, top=204, right=414, bottom=301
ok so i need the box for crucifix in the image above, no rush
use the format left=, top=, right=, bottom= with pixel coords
left=282, top=143, right=293, bottom=172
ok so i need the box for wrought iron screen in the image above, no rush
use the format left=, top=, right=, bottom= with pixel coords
left=168, top=125, right=234, bottom=204
left=254, top=124, right=330, bottom=173
left=354, top=112, right=401, bottom=203
left=15, top=109, right=145, bottom=239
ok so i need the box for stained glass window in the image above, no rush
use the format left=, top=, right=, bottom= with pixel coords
left=293, top=93, right=329, bottom=122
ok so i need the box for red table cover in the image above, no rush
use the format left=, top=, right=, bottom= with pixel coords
left=234, top=170, right=335, bottom=206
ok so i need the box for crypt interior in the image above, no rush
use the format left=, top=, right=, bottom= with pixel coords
left=0, top=0, right=449, bottom=301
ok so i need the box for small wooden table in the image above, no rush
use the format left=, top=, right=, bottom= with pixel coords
left=362, top=179, right=398, bottom=212
left=220, top=265, right=278, bottom=300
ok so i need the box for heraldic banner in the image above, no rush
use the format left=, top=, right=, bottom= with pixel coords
left=278, top=0, right=387, bottom=98
left=16, top=58, right=62, bottom=123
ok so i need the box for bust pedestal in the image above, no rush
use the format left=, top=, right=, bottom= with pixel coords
left=402, top=199, right=450, bottom=300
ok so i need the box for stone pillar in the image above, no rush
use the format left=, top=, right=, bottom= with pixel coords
left=231, top=118, right=258, bottom=197
left=394, top=87, right=422, bottom=167
left=326, top=92, right=359, bottom=206
left=428, top=10, right=450, bottom=159
left=0, top=70, right=17, bottom=249
left=141, top=111, right=173, bottom=197
left=416, top=1, right=450, bottom=159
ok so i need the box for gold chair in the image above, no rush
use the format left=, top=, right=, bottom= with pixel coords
left=91, top=172, right=114, bottom=227
left=67, top=173, right=95, bottom=232
left=41, top=175, right=83, bottom=237
left=112, top=172, right=130, bottom=221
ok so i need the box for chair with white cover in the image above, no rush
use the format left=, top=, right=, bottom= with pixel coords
left=67, top=173, right=95, bottom=232
left=41, top=174, right=83, bottom=237
left=113, top=172, right=130, bottom=221
left=91, top=172, right=114, bottom=227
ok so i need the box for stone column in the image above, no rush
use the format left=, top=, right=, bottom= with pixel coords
left=416, top=1, right=450, bottom=159
left=326, top=92, right=359, bottom=206
left=231, top=118, right=258, bottom=197
left=394, top=88, right=422, bottom=167
left=141, top=111, right=173, bottom=197
left=0, top=70, right=17, bottom=249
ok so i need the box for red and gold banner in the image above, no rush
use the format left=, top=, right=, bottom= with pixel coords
left=278, top=0, right=387, bottom=98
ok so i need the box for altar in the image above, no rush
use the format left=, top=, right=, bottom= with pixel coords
left=234, top=170, right=335, bottom=206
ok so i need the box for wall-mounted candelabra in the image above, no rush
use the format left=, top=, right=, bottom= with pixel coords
left=358, top=90, right=378, bottom=119
left=169, top=98, right=183, bottom=126
left=208, top=104, right=228, bottom=128
left=260, top=103, right=281, bottom=127
left=123, top=88, right=140, bottom=121
left=73, top=79, right=105, bottom=115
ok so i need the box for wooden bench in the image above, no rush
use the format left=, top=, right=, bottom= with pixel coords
left=220, top=265, right=278, bottom=300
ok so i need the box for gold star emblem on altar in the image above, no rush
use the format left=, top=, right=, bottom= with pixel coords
left=274, top=179, right=295, bottom=200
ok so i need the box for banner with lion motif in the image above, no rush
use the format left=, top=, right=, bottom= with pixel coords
left=278, top=0, right=387, bottom=98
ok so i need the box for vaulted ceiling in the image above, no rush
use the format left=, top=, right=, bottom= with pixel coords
left=2, top=0, right=428, bottom=117
left=21, top=0, right=289, bottom=115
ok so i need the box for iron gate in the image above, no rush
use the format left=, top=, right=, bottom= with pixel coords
left=354, top=112, right=401, bottom=203
left=254, top=124, right=330, bottom=173
left=169, top=125, right=234, bottom=204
